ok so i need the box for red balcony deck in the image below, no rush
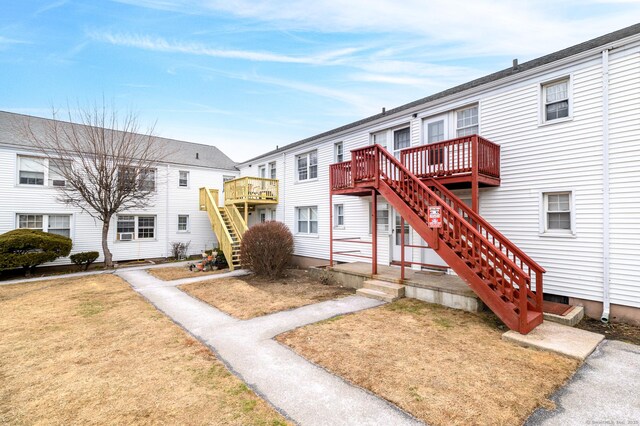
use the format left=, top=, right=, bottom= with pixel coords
left=330, top=135, right=500, bottom=196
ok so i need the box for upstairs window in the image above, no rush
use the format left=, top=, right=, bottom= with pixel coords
left=334, top=142, right=344, bottom=163
left=179, top=171, right=189, bottom=187
left=18, top=156, right=45, bottom=185
left=296, top=151, right=317, bottom=181
left=139, top=169, right=156, bottom=191
left=269, top=162, right=277, bottom=179
left=48, top=159, right=71, bottom=187
left=543, top=79, right=570, bottom=122
left=258, top=165, right=267, bottom=178
left=371, top=130, right=387, bottom=149
left=456, top=106, right=479, bottom=136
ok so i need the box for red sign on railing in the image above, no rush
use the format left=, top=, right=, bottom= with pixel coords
left=427, top=206, right=442, bottom=228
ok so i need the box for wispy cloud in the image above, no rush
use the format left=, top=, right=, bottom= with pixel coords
left=35, top=0, right=69, bottom=15
left=89, top=30, right=365, bottom=65
left=0, top=36, right=29, bottom=50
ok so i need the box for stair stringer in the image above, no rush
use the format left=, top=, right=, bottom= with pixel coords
left=376, top=180, right=542, bottom=332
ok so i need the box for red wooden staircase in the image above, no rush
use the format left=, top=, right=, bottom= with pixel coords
left=331, top=143, right=545, bottom=334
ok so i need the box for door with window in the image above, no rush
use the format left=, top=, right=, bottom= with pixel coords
left=423, top=114, right=449, bottom=171
left=392, top=127, right=410, bottom=159
left=391, top=210, right=412, bottom=263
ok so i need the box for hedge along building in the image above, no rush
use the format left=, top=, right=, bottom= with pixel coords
left=226, top=24, right=640, bottom=327
left=0, top=111, right=239, bottom=265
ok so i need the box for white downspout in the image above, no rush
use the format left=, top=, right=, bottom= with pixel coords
left=166, top=164, right=171, bottom=259
left=601, top=49, right=611, bottom=323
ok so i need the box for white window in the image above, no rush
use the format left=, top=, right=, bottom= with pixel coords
left=48, top=159, right=71, bottom=187
left=296, top=206, right=318, bottom=234
left=18, top=156, right=45, bottom=185
left=296, top=151, right=317, bottom=181
left=369, top=203, right=390, bottom=234
left=543, top=192, right=573, bottom=233
left=139, top=169, right=156, bottom=191
left=177, top=215, right=189, bottom=232
left=48, top=215, right=71, bottom=238
left=17, top=214, right=71, bottom=237
left=258, top=165, right=267, bottom=178
left=334, top=204, right=344, bottom=228
left=137, top=216, right=155, bottom=239
left=334, top=142, right=344, bottom=163
left=456, top=106, right=479, bottom=136
left=427, top=120, right=445, bottom=144
left=222, top=175, right=235, bottom=192
left=117, top=215, right=135, bottom=240
left=18, top=214, right=43, bottom=231
left=179, top=171, right=189, bottom=187
left=269, top=162, right=277, bottom=179
left=393, top=128, right=410, bottom=158
left=543, top=79, right=570, bottom=122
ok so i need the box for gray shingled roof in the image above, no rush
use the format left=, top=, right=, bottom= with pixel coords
left=240, top=22, right=640, bottom=164
left=0, top=110, right=238, bottom=171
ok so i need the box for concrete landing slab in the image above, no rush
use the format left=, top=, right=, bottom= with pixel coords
left=543, top=305, right=584, bottom=327
left=502, top=321, right=604, bottom=360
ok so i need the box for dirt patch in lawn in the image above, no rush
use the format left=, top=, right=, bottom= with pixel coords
left=0, top=275, right=288, bottom=425
left=147, top=265, right=228, bottom=281
left=576, top=317, right=640, bottom=346
left=181, top=269, right=355, bottom=319
left=277, top=299, right=579, bottom=426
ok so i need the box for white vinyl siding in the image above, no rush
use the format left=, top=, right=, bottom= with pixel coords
left=455, top=105, right=479, bottom=136
left=296, top=151, right=317, bottom=181
left=296, top=206, right=318, bottom=234
left=543, top=78, right=570, bottom=122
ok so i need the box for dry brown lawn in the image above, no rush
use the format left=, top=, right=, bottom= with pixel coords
left=277, top=299, right=579, bottom=426
left=147, top=265, right=228, bottom=281
left=0, top=275, right=288, bottom=425
left=181, top=269, right=354, bottom=319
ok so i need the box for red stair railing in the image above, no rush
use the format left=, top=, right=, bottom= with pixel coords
left=351, top=144, right=542, bottom=332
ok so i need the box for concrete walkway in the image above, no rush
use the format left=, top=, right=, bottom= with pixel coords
left=116, top=269, right=423, bottom=426
left=527, top=339, right=640, bottom=425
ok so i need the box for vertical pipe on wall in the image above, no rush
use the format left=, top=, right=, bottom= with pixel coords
left=372, top=190, right=377, bottom=275
left=601, top=48, right=611, bottom=323
left=401, top=217, right=405, bottom=281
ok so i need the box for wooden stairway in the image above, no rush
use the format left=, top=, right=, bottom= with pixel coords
left=219, top=208, right=242, bottom=269
left=348, top=145, right=545, bottom=334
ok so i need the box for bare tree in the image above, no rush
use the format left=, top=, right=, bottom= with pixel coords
left=16, top=103, right=170, bottom=268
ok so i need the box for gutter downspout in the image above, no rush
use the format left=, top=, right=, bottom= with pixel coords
left=166, top=164, right=171, bottom=259
left=601, top=49, right=611, bottom=323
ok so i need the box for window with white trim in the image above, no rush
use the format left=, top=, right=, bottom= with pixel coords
left=137, top=216, right=155, bottom=239
left=139, top=169, right=156, bottom=191
left=178, top=215, right=189, bottom=232
left=269, top=162, right=276, bottom=179
left=48, top=215, right=71, bottom=238
left=334, top=204, right=344, bottom=228
left=116, top=215, right=156, bottom=241
left=543, top=79, right=570, bottom=122
left=258, top=165, right=267, bottom=178
left=371, top=130, right=387, bottom=149
left=296, top=151, right=317, bottom=181
left=222, top=175, right=235, bottom=192
left=296, top=206, right=318, bottom=234
left=334, top=142, right=344, bottom=163
left=18, top=156, right=45, bottom=185
left=48, top=159, right=71, bottom=187
left=179, top=171, right=189, bottom=187
left=18, top=214, right=43, bottom=231
left=17, top=214, right=71, bottom=237
left=543, top=192, right=572, bottom=233
left=455, top=106, right=479, bottom=136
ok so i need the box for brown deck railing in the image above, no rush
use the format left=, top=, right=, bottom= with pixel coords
left=400, top=135, right=500, bottom=180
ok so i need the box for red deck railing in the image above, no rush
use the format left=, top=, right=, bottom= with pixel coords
left=400, top=135, right=500, bottom=180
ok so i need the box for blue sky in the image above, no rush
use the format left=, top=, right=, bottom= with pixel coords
left=1, top=1, right=639, bottom=162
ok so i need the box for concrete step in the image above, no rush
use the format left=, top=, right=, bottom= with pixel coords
left=363, top=279, right=405, bottom=298
left=356, top=288, right=398, bottom=303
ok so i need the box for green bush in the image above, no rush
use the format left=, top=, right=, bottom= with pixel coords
left=0, top=229, right=72, bottom=276
left=70, top=251, right=100, bottom=271
left=240, top=221, right=293, bottom=278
